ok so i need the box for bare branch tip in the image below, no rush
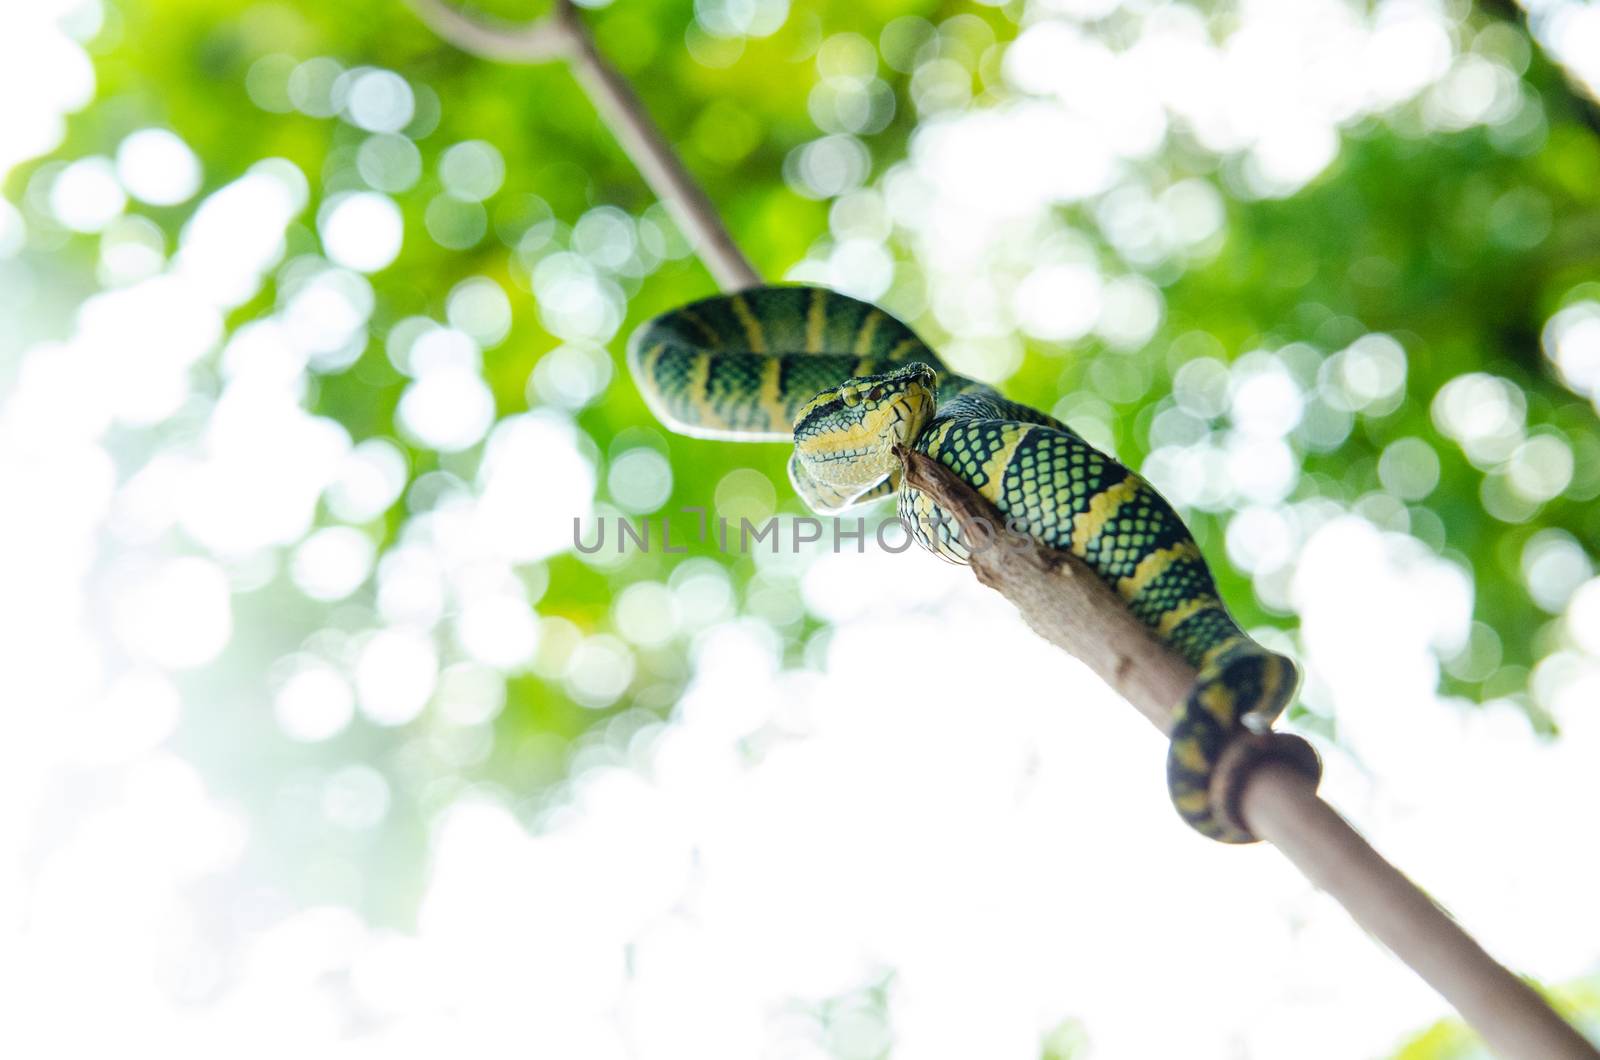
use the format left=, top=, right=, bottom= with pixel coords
left=404, top=0, right=576, bottom=64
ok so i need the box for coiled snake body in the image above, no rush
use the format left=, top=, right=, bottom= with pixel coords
left=627, top=285, right=1300, bottom=843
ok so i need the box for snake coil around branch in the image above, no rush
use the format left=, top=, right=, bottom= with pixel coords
left=896, top=444, right=1321, bottom=840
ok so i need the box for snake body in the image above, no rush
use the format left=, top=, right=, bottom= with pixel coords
left=627, top=285, right=1300, bottom=842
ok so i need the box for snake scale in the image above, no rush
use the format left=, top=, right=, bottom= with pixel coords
left=626, top=284, right=1301, bottom=843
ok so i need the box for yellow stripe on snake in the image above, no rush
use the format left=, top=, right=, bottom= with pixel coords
left=627, top=285, right=1301, bottom=843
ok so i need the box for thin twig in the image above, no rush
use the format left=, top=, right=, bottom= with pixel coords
left=404, top=0, right=761, bottom=290
left=900, top=448, right=1598, bottom=1060
left=404, top=0, right=572, bottom=62
left=1476, top=0, right=1600, bottom=141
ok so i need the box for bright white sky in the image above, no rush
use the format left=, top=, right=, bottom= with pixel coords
left=3, top=0, right=1600, bottom=1057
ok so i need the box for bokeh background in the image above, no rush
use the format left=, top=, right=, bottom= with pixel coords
left=5, top=0, right=1600, bottom=1056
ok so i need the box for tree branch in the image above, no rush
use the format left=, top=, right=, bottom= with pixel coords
left=899, top=448, right=1597, bottom=1060
left=404, top=0, right=762, bottom=291
left=897, top=448, right=1190, bottom=734
left=1242, top=763, right=1594, bottom=1060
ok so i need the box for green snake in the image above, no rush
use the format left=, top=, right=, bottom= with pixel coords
left=626, top=285, right=1301, bottom=843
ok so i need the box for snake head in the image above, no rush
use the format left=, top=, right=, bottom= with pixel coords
left=795, top=361, right=938, bottom=448
left=791, top=362, right=939, bottom=498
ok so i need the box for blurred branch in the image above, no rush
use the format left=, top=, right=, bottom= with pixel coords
left=897, top=447, right=1599, bottom=1060
left=1474, top=0, right=1600, bottom=140
left=404, top=0, right=762, bottom=291
left=405, top=0, right=572, bottom=62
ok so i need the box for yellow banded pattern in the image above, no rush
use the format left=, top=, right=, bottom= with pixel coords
left=626, top=285, right=1303, bottom=843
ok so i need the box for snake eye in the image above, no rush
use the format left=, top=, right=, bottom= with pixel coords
left=866, top=385, right=886, bottom=402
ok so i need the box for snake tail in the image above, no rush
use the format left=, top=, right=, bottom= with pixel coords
left=1166, top=641, right=1301, bottom=842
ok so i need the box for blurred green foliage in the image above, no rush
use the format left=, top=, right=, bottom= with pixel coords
left=1393, top=977, right=1600, bottom=1059
left=9, top=0, right=1600, bottom=1049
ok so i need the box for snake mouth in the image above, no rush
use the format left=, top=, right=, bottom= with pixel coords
left=809, top=445, right=875, bottom=464
left=888, top=402, right=909, bottom=443
left=887, top=388, right=934, bottom=446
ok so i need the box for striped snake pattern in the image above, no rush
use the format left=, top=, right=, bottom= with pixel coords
left=627, top=285, right=1301, bottom=842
